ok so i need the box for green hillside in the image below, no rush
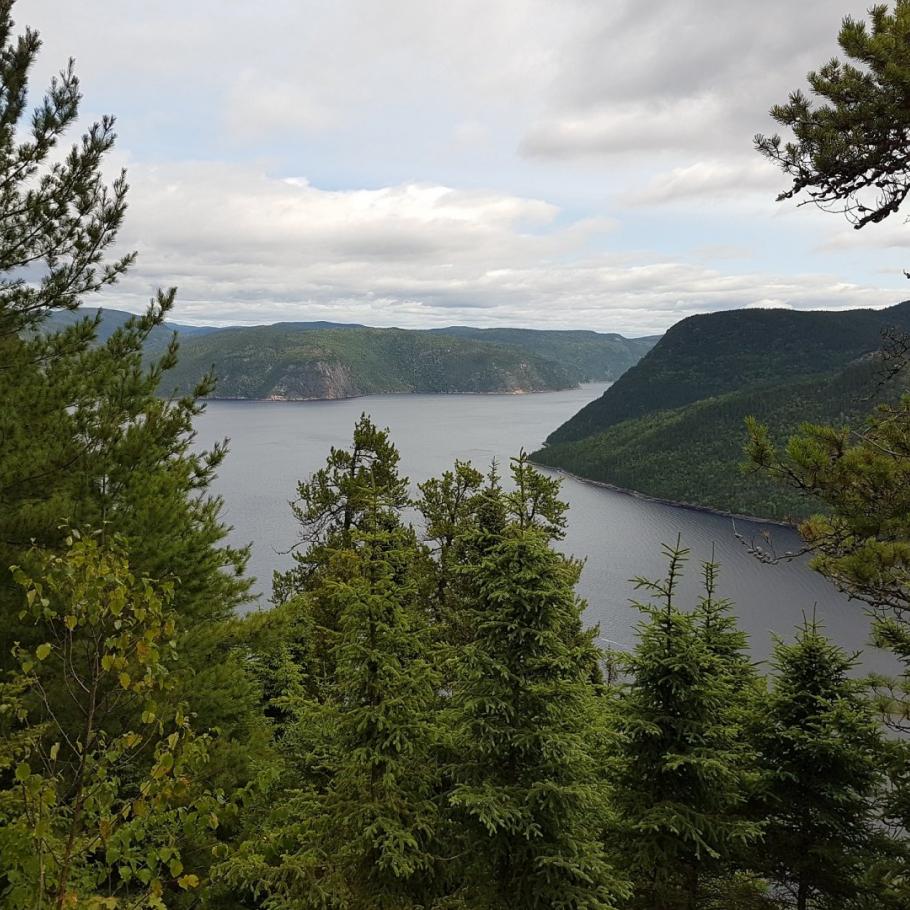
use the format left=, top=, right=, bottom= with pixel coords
left=428, top=326, right=658, bottom=381
left=163, top=323, right=654, bottom=400
left=41, top=306, right=216, bottom=352
left=548, top=302, right=910, bottom=445
left=535, top=303, right=910, bottom=521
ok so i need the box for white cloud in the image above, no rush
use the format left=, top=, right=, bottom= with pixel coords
left=95, top=160, right=903, bottom=335
left=624, top=159, right=782, bottom=206
left=20, top=0, right=907, bottom=334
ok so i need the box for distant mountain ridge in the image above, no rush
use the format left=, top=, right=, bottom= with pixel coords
left=534, top=302, right=910, bottom=521
left=161, top=322, right=656, bottom=400
left=39, top=308, right=655, bottom=400
left=42, top=306, right=217, bottom=352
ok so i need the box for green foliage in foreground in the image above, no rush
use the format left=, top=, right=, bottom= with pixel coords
left=0, top=534, right=217, bottom=908
left=4, top=0, right=910, bottom=907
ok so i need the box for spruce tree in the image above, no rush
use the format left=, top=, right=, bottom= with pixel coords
left=222, top=438, right=442, bottom=909
left=750, top=620, right=887, bottom=910
left=611, top=542, right=758, bottom=910
left=448, top=459, right=626, bottom=910
left=264, top=416, right=430, bottom=707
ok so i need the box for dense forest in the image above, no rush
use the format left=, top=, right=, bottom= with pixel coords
left=42, top=311, right=655, bottom=401
left=2, top=2, right=910, bottom=909
left=534, top=303, right=910, bottom=520
left=157, top=322, right=646, bottom=400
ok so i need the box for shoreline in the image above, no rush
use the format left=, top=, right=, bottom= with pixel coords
left=197, top=382, right=611, bottom=404
left=532, top=463, right=797, bottom=529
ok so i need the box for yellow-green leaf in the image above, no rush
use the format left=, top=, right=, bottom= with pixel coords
left=35, top=643, right=51, bottom=661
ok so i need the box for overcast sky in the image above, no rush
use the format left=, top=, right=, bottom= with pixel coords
left=22, top=0, right=910, bottom=335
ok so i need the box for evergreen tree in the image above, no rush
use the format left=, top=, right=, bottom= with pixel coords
left=274, top=413, right=410, bottom=604
left=448, top=463, right=626, bottom=910
left=611, top=542, right=758, bottom=910
left=756, top=0, right=910, bottom=229
left=749, top=620, right=886, bottom=909
left=222, top=441, right=442, bottom=908
left=0, top=0, right=264, bottom=783
left=264, top=416, right=431, bottom=707
left=0, top=5, right=271, bottom=897
left=417, top=459, right=485, bottom=643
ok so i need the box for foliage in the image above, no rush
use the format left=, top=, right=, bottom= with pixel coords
left=0, top=533, right=218, bottom=909
left=610, top=543, right=760, bottom=909
left=219, top=425, right=443, bottom=909
left=748, top=621, right=888, bottom=909
left=756, top=1, right=910, bottom=229
left=447, top=468, right=627, bottom=910
left=0, top=3, right=270, bottom=902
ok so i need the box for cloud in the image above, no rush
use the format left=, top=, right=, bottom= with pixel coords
left=95, top=160, right=903, bottom=336
left=21, top=0, right=907, bottom=335
left=622, top=159, right=782, bottom=206
left=225, top=71, right=337, bottom=138
left=521, top=0, right=875, bottom=161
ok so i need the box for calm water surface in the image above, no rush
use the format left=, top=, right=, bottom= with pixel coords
left=194, top=384, right=890, bottom=668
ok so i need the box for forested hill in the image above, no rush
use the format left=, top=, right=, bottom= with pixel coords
left=40, top=309, right=656, bottom=400
left=534, top=302, right=910, bottom=521
left=42, top=306, right=218, bottom=352
left=547, top=301, right=910, bottom=445
left=160, top=322, right=656, bottom=400
left=427, top=326, right=659, bottom=383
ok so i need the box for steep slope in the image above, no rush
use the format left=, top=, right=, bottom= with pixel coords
left=547, top=302, right=910, bottom=445
left=162, top=323, right=654, bottom=400
left=534, top=302, right=910, bottom=521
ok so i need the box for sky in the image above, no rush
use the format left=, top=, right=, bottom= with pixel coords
left=22, top=0, right=910, bottom=335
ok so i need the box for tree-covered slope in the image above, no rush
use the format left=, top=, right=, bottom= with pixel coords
left=429, top=326, right=658, bottom=381
left=533, top=356, right=900, bottom=521
left=41, top=306, right=217, bottom=352
left=547, top=302, right=910, bottom=445
left=163, top=324, right=576, bottom=399
left=164, top=323, right=653, bottom=399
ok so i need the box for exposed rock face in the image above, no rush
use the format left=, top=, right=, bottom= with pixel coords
left=267, top=360, right=359, bottom=400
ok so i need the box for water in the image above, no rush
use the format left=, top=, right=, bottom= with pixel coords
left=194, top=384, right=892, bottom=669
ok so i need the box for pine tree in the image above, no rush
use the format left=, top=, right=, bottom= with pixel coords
left=0, top=0, right=262, bottom=767
left=0, top=3, right=270, bottom=890
left=750, top=620, right=887, bottom=910
left=611, top=541, right=758, bottom=910
left=755, top=0, right=910, bottom=229
left=448, top=462, right=627, bottom=910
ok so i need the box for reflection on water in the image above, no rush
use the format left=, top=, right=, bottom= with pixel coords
left=193, top=384, right=891, bottom=670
